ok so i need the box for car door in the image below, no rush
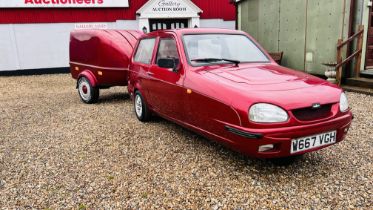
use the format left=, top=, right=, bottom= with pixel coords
left=131, top=37, right=157, bottom=101
left=145, top=34, right=186, bottom=121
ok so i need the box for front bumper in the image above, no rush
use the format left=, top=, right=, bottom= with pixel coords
left=225, top=112, right=353, bottom=158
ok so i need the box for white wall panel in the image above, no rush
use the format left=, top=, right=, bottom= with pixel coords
left=0, top=25, right=19, bottom=71
left=13, top=23, right=73, bottom=70
left=115, top=20, right=139, bottom=30
left=200, top=19, right=235, bottom=29
left=0, top=21, right=138, bottom=71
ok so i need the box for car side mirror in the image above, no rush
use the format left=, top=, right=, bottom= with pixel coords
left=158, top=58, right=178, bottom=72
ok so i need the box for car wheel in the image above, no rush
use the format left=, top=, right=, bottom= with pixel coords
left=78, top=76, right=99, bottom=104
left=134, top=91, right=151, bottom=122
left=270, top=154, right=304, bottom=166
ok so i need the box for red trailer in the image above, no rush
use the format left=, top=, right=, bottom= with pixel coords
left=69, top=30, right=143, bottom=103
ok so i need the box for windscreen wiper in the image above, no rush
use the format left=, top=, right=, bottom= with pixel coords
left=191, top=58, right=240, bottom=67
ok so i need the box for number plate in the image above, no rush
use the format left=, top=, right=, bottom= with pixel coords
left=291, top=131, right=337, bottom=154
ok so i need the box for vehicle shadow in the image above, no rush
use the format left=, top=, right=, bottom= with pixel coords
left=97, top=92, right=130, bottom=104
left=147, top=115, right=329, bottom=174
left=94, top=92, right=332, bottom=180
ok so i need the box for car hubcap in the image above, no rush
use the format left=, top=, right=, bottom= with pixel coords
left=82, top=85, right=88, bottom=94
left=135, top=95, right=143, bottom=117
left=78, top=78, right=91, bottom=101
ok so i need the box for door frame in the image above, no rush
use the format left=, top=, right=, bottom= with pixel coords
left=364, top=5, right=373, bottom=69
left=361, top=1, right=373, bottom=70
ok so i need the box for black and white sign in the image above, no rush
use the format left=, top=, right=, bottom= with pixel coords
left=152, top=0, right=187, bottom=12
left=291, top=130, right=337, bottom=154
left=137, top=0, right=202, bottom=16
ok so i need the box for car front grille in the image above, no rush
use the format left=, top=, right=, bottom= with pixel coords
left=292, top=104, right=333, bottom=121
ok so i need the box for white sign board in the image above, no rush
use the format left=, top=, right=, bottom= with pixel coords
left=75, top=23, right=108, bottom=30
left=0, top=0, right=129, bottom=8
left=137, top=0, right=202, bottom=18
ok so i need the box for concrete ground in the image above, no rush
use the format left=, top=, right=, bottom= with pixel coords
left=0, top=74, right=372, bottom=209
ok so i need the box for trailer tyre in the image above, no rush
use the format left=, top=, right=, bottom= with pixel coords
left=134, top=91, right=151, bottom=122
left=78, top=76, right=99, bottom=104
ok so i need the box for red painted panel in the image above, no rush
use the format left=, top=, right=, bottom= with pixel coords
left=193, top=0, right=236, bottom=21
left=0, top=0, right=235, bottom=24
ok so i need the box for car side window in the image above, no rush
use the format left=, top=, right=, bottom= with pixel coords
left=134, top=38, right=156, bottom=64
left=156, top=38, right=180, bottom=67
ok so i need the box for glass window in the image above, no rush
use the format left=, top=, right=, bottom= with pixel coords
left=134, top=38, right=156, bottom=64
left=183, top=34, right=269, bottom=66
left=156, top=38, right=180, bottom=67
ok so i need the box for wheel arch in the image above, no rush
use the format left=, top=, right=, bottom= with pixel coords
left=131, top=81, right=144, bottom=99
left=77, top=70, right=98, bottom=88
left=133, top=82, right=153, bottom=110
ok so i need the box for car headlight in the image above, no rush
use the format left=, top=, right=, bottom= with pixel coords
left=249, top=103, right=289, bottom=123
left=339, top=92, right=349, bottom=112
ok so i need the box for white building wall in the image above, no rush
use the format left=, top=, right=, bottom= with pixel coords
left=0, top=21, right=138, bottom=72
left=115, top=20, right=139, bottom=30
left=200, top=19, right=235, bottom=29
left=14, top=23, right=76, bottom=70
left=0, top=19, right=234, bottom=71
left=0, top=25, right=20, bottom=70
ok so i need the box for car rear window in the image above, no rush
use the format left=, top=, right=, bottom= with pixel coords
left=134, top=38, right=156, bottom=64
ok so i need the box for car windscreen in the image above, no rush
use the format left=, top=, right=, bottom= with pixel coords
left=183, top=34, right=270, bottom=66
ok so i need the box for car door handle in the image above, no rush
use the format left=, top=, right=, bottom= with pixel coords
left=147, top=72, right=154, bottom=76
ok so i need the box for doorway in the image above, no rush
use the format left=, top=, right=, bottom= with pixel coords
left=365, top=6, right=373, bottom=69
left=149, top=19, right=189, bottom=32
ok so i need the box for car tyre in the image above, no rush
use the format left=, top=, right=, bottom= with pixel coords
left=134, top=91, right=151, bottom=122
left=78, top=76, right=99, bottom=104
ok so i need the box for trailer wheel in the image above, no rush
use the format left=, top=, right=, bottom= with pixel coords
left=78, top=76, right=99, bottom=104
left=134, top=91, right=151, bottom=122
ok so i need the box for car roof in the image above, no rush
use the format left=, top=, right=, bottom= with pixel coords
left=146, top=28, right=245, bottom=37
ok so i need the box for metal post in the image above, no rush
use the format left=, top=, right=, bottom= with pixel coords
left=354, top=25, right=364, bottom=78
left=336, top=39, right=343, bottom=85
